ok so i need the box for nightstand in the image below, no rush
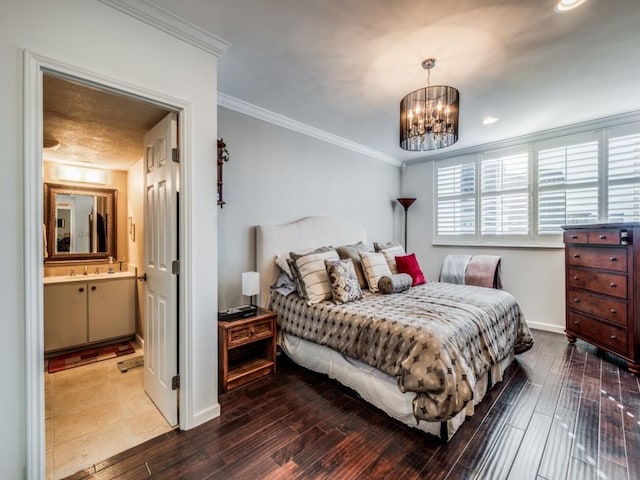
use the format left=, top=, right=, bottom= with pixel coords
left=218, top=307, right=277, bottom=392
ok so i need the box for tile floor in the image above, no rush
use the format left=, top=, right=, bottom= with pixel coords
left=45, top=343, right=174, bottom=479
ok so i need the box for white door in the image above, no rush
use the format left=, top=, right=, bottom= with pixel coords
left=143, top=112, right=179, bottom=426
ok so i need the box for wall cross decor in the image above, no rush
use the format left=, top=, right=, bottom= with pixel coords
left=217, top=139, right=229, bottom=208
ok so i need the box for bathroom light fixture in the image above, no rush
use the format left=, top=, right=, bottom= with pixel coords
left=242, top=271, right=260, bottom=307
left=54, top=165, right=108, bottom=184
left=396, top=197, right=417, bottom=250
left=554, top=0, right=588, bottom=12
left=400, top=58, right=459, bottom=151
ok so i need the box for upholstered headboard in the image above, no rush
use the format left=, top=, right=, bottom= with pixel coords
left=256, top=216, right=367, bottom=307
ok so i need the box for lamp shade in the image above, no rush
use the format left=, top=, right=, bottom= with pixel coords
left=396, top=197, right=417, bottom=210
left=242, top=271, right=260, bottom=297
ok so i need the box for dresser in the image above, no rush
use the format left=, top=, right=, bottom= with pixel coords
left=563, top=223, right=640, bottom=373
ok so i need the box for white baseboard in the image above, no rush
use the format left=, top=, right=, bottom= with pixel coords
left=527, top=321, right=565, bottom=335
left=135, top=333, right=144, bottom=349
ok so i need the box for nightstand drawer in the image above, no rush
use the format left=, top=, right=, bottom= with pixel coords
left=568, top=268, right=627, bottom=299
left=567, top=288, right=627, bottom=326
left=227, top=319, right=274, bottom=348
left=567, top=246, right=627, bottom=272
left=563, top=230, right=588, bottom=244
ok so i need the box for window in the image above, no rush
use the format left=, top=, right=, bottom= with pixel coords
left=435, top=158, right=475, bottom=237
left=537, top=140, right=599, bottom=233
left=433, top=120, right=640, bottom=246
left=480, top=151, right=529, bottom=237
left=608, top=132, right=640, bottom=222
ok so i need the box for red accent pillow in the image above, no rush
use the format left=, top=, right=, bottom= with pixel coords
left=395, top=253, right=426, bottom=286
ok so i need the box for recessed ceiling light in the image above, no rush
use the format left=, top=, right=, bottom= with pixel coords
left=555, top=0, right=588, bottom=12
left=482, top=116, right=499, bottom=125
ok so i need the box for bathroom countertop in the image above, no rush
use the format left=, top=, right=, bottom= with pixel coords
left=44, top=270, right=136, bottom=284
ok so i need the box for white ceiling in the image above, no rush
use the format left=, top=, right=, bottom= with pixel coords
left=146, top=0, right=640, bottom=164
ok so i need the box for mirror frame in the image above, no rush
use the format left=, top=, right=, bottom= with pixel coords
left=44, top=182, right=117, bottom=262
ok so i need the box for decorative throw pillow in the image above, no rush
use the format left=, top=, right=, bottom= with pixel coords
left=324, top=259, right=363, bottom=304
left=379, top=245, right=406, bottom=274
left=336, top=241, right=370, bottom=289
left=378, top=274, right=413, bottom=294
left=374, top=240, right=402, bottom=252
left=396, top=253, right=426, bottom=286
left=290, top=247, right=339, bottom=304
left=286, top=258, right=306, bottom=297
left=358, top=251, right=392, bottom=293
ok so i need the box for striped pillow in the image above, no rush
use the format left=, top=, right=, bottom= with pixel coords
left=290, top=248, right=339, bottom=304
left=358, top=251, right=392, bottom=293
left=379, top=245, right=406, bottom=274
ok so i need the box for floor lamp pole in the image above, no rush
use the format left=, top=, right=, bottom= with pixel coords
left=396, top=197, right=416, bottom=251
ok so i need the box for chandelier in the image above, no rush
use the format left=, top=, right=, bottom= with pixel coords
left=400, top=58, right=459, bottom=151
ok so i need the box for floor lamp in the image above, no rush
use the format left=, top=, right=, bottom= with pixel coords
left=397, top=197, right=417, bottom=251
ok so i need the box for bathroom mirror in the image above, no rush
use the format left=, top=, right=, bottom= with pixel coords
left=44, top=183, right=117, bottom=262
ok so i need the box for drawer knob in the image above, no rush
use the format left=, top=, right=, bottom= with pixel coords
left=571, top=235, right=578, bottom=239
left=600, top=235, right=607, bottom=240
left=91, top=286, right=97, bottom=291
left=574, top=320, right=580, bottom=325
left=609, top=282, right=617, bottom=288
left=611, top=308, right=617, bottom=314
left=573, top=298, right=580, bottom=303
left=611, top=335, right=617, bottom=340
left=249, top=327, right=255, bottom=336
left=573, top=254, right=581, bottom=258
left=573, top=276, right=579, bottom=280
left=610, top=257, right=617, bottom=262
left=78, top=287, right=84, bottom=292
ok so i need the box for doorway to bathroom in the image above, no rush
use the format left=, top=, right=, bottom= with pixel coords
left=40, top=69, right=181, bottom=478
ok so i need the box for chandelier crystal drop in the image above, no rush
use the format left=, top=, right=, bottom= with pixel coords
left=400, top=58, right=459, bottom=151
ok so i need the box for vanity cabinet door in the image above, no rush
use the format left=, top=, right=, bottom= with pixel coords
left=44, top=283, right=88, bottom=352
left=88, top=278, right=135, bottom=342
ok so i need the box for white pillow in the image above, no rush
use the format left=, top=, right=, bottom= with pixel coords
left=380, top=245, right=406, bottom=274
left=359, top=251, right=392, bottom=293
left=292, top=249, right=339, bottom=304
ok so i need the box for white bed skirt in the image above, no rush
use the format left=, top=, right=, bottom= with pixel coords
left=279, top=331, right=515, bottom=441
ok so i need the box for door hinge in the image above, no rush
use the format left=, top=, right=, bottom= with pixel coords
left=172, top=375, right=180, bottom=390
left=172, top=260, right=180, bottom=275
left=172, top=148, right=180, bottom=163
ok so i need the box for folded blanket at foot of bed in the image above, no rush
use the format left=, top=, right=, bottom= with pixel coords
left=440, top=254, right=502, bottom=289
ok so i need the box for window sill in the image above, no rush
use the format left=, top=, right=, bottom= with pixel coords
left=432, top=242, right=565, bottom=249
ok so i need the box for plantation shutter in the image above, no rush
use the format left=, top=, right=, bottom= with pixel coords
left=608, top=132, right=640, bottom=223
left=435, top=158, right=476, bottom=239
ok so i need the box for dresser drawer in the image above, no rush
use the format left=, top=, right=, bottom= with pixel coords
left=226, top=319, right=274, bottom=348
left=567, top=246, right=627, bottom=272
left=568, top=311, right=628, bottom=355
left=567, top=288, right=627, bottom=326
left=587, top=230, right=622, bottom=245
left=564, top=230, right=588, bottom=244
left=568, top=268, right=627, bottom=299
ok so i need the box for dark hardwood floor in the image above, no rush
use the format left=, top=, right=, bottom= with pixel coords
left=65, top=329, right=640, bottom=480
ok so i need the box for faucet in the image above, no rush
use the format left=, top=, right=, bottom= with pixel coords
left=83, top=266, right=88, bottom=276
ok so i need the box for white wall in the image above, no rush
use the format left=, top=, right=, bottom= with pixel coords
left=1, top=1, right=220, bottom=477
left=217, top=107, right=402, bottom=309
left=401, top=161, right=566, bottom=333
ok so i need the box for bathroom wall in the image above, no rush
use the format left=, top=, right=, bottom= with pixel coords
left=43, top=162, right=129, bottom=276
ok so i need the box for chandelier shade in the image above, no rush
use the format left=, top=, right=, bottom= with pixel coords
left=400, top=59, right=459, bottom=151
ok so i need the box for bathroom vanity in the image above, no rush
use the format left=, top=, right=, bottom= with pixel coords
left=44, top=271, right=135, bottom=352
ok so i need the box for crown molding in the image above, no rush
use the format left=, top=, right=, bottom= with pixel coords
left=218, top=93, right=402, bottom=167
left=98, top=0, right=230, bottom=57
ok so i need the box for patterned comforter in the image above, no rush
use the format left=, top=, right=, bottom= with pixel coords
left=270, top=281, right=534, bottom=423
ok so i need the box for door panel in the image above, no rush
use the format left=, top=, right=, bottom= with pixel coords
left=143, top=112, right=178, bottom=426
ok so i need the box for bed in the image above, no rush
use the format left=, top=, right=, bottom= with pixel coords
left=256, top=216, right=533, bottom=441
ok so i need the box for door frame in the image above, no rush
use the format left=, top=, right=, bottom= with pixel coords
left=24, top=50, right=193, bottom=478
